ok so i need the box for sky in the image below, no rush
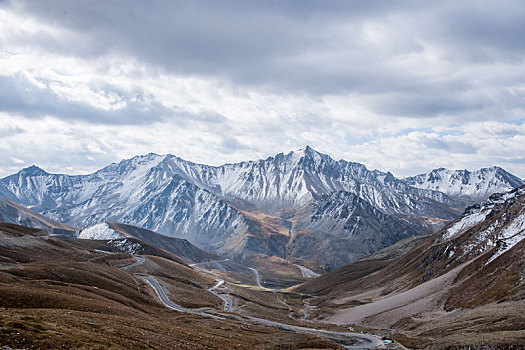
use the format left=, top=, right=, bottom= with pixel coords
left=0, top=0, right=524, bottom=178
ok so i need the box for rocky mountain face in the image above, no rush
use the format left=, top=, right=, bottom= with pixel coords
left=421, top=185, right=525, bottom=288
left=362, top=184, right=525, bottom=296
left=168, top=146, right=463, bottom=226
left=0, top=147, right=521, bottom=269
left=404, top=166, right=524, bottom=204
left=0, top=155, right=249, bottom=254
left=286, top=191, right=418, bottom=267
left=305, top=184, right=525, bottom=299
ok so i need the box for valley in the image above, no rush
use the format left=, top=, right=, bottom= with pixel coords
left=293, top=186, right=525, bottom=348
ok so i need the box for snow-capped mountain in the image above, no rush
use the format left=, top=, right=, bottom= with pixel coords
left=404, top=166, right=524, bottom=203
left=0, top=147, right=522, bottom=269
left=168, top=146, right=462, bottom=224
left=370, top=184, right=525, bottom=290
left=0, top=155, right=248, bottom=254
left=437, top=185, right=525, bottom=265
left=395, top=184, right=525, bottom=306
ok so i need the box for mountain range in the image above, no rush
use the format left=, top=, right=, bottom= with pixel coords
left=0, top=147, right=522, bottom=269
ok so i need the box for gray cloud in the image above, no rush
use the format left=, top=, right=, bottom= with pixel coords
left=2, top=0, right=523, bottom=116
left=0, top=0, right=524, bottom=177
left=0, top=126, right=24, bottom=137
left=5, top=2, right=522, bottom=85
left=0, top=74, right=227, bottom=125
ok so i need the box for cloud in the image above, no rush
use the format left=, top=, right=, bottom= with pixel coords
left=3, top=0, right=522, bottom=94
left=345, top=123, right=525, bottom=177
left=0, top=125, right=24, bottom=137
left=0, top=1, right=524, bottom=178
left=0, top=74, right=228, bottom=125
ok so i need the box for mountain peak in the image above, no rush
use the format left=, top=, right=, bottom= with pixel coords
left=405, top=165, right=525, bottom=203
left=301, top=145, right=314, bottom=152
left=294, top=145, right=316, bottom=156
left=20, top=165, right=48, bottom=176
left=294, top=145, right=326, bottom=158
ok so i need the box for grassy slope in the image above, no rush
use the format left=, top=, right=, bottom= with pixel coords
left=0, top=223, right=341, bottom=349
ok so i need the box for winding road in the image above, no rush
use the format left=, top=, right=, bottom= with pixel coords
left=140, top=275, right=223, bottom=319
left=121, top=256, right=146, bottom=270
left=119, top=255, right=383, bottom=349
left=207, top=279, right=233, bottom=312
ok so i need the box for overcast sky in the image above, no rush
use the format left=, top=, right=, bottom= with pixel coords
left=0, top=0, right=524, bottom=178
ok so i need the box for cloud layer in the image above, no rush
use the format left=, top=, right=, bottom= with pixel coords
left=0, top=0, right=524, bottom=177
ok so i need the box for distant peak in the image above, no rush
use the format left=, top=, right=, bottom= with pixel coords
left=120, top=153, right=166, bottom=165
left=302, top=145, right=313, bottom=152
left=295, top=145, right=319, bottom=156
left=489, top=165, right=505, bottom=172
left=134, top=152, right=163, bottom=160
left=21, top=165, right=48, bottom=176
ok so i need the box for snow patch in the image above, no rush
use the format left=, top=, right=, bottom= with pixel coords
left=109, top=238, right=142, bottom=255
left=442, top=211, right=488, bottom=241
left=78, top=222, right=124, bottom=240
left=487, top=213, right=525, bottom=264
left=296, top=264, right=321, bottom=278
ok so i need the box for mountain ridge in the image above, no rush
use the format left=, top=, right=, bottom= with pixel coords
left=404, top=166, right=524, bottom=203
left=1, top=147, right=522, bottom=270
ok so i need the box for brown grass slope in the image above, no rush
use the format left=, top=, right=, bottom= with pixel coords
left=292, top=235, right=428, bottom=298
left=0, top=223, right=342, bottom=349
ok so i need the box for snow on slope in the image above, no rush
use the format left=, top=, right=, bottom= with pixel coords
left=296, top=264, right=321, bottom=278
left=437, top=186, right=525, bottom=266
left=442, top=209, right=489, bottom=241
left=108, top=238, right=143, bottom=255
left=165, top=146, right=462, bottom=232
left=405, top=167, right=524, bottom=203
left=441, top=186, right=525, bottom=241
left=78, top=222, right=124, bottom=240
left=486, top=212, right=525, bottom=264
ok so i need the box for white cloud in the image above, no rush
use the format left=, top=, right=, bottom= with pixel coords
left=345, top=125, right=525, bottom=177
left=0, top=1, right=524, bottom=178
